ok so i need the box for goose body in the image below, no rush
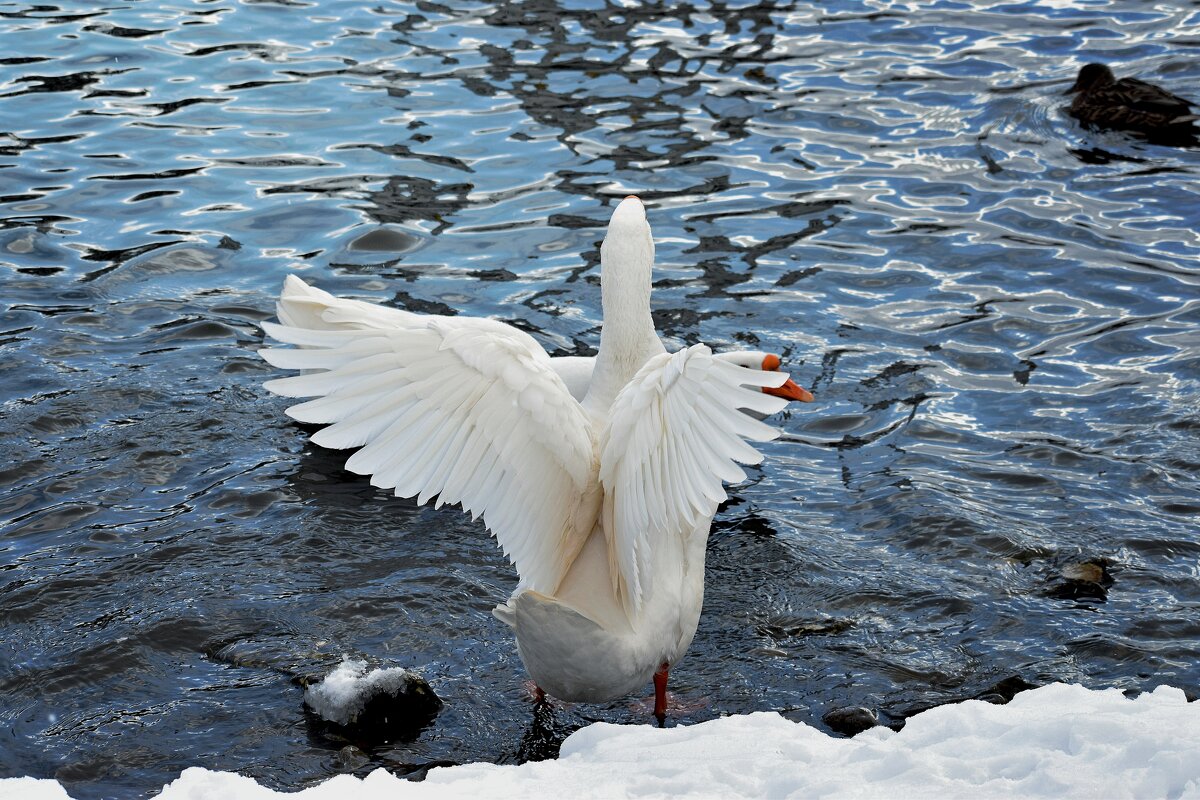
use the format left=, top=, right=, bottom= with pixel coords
left=1066, top=63, right=1197, bottom=134
left=260, top=198, right=811, bottom=711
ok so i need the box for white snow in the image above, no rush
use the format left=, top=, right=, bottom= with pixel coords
left=1, top=777, right=73, bottom=800
left=303, top=657, right=423, bottom=726
left=7, top=683, right=1199, bottom=799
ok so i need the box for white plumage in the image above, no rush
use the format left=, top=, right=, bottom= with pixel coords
left=600, top=346, right=789, bottom=611
left=260, top=196, right=811, bottom=711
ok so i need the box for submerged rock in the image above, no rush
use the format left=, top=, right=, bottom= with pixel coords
left=303, top=657, right=441, bottom=744
left=349, top=227, right=422, bottom=253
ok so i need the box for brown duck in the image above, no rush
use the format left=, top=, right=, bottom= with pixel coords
left=1065, top=63, right=1197, bottom=134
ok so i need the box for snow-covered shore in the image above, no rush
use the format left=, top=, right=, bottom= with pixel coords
left=6, top=683, right=1198, bottom=799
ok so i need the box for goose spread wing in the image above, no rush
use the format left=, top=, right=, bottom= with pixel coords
left=598, top=344, right=790, bottom=612
left=276, top=275, right=599, bottom=401
left=261, top=300, right=596, bottom=595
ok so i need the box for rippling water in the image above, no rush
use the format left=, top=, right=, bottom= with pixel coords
left=3, top=1, right=1200, bottom=797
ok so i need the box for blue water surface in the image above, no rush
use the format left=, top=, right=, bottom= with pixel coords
left=2, top=1, right=1199, bottom=797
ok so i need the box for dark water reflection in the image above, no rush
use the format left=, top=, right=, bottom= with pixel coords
left=2, top=0, right=1199, bottom=797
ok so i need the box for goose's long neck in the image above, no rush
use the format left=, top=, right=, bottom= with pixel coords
left=584, top=200, right=665, bottom=415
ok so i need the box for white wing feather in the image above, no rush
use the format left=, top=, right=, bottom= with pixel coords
left=261, top=310, right=596, bottom=595
left=272, top=276, right=594, bottom=399
left=275, top=274, right=425, bottom=332
left=599, top=344, right=790, bottom=611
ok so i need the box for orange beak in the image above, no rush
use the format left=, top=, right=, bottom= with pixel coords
left=760, top=354, right=814, bottom=402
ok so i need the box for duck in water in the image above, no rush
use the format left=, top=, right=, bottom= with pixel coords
left=1065, top=63, right=1197, bottom=138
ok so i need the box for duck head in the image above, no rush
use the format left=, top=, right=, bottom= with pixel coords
left=1065, top=63, right=1115, bottom=95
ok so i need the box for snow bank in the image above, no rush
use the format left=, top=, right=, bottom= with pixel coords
left=7, top=683, right=1199, bottom=799
left=2, top=777, right=72, bottom=800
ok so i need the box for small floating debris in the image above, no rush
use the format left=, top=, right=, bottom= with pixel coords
left=303, top=657, right=441, bottom=743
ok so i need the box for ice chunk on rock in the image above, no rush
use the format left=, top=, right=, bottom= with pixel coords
left=304, top=657, right=441, bottom=738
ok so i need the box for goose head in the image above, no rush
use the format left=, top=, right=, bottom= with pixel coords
left=601, top=196, right=654, bottom=286
left=594, top=195, right=660, bottom=361
left=586, top=196, right=666, bottom=414
left=724, top=351, right=814, bottom=402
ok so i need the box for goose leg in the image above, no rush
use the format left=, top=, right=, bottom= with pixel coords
left=653, top=662, right=669, bottom=725
left=523, top=680, right=547, bottom=704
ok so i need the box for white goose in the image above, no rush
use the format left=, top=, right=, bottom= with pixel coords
left=260, top=197, right=812, bottom=718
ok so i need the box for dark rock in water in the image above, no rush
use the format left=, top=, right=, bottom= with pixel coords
left=337, top=745, right=369, bottom=769
left=401, top=760, right=461, bottom=783
left=205, top=637, right=307, bottom=677
left=206, top=642, right=441, bottom=745
left=303, top=658, right=442, bottom=745
left=757, top=615, right=853, bottom=641
left=974, top=676, right=1037, bottom=704
left=822, top=706, right=878, bottom=736
left=1048, top=560, right=1113, bottom=602
left=1061, top=562, right=1105, bottom=583
left=1048, top=580, right=1108, bottom=601
left=891, top=676, right=1038, bottom=729
left=749, top=646, right=789, bottom=658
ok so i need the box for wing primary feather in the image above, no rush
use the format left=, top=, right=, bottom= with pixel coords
left=420, top=380, right=495, bottom=504
left=671, top=423, right=712, bottom=522
left=710, top=358, right=788, bottom=388
left=348, top=406, right=435, bottom=483
left=442, top=426, right=485, bottom=503
left=696, top=390, right=781, bottom=442
left=427, top=422, right=474, bottom=508
left=397, top=413, right=458, bottom=499
left=461, top=447, right=500, bottom=519
left=310, top=394, right=418, bottom=450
